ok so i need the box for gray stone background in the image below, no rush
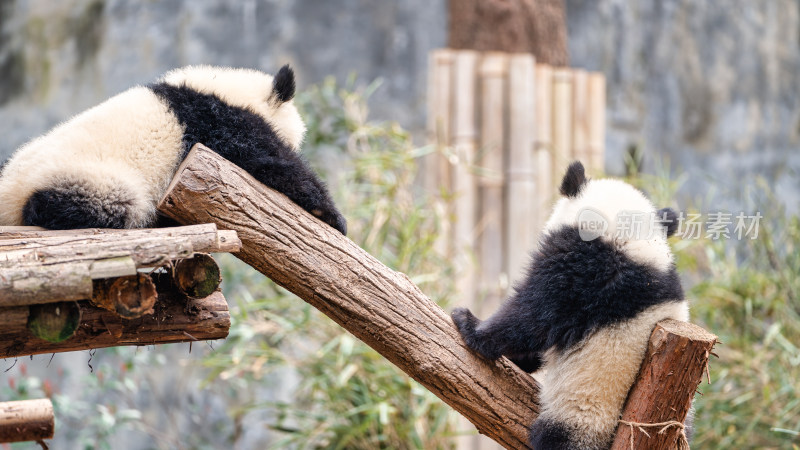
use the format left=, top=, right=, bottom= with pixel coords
left=0, top=0, right=798, bottom=447
left=1, top=0, right=799, bottom=211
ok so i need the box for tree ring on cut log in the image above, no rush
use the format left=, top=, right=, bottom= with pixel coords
left=92, top=273, right=158, bottom=319
left=173, top=254, right=221, bottom=299
left=27, top=301, right=82, bottom=343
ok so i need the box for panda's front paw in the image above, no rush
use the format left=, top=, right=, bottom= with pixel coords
left=311, top=207, right=347, bottom=235
left=451, top=307, right=479, bottom=336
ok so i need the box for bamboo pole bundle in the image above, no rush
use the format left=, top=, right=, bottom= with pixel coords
left=477, top=52, right=508, bottom=316
left=505, top=54, right=536, bottom=283
left=551, top=68, right=573, bottom=193
left=587, top=73, right=607, bottom=174
left=571, top=69, right=590, bottom=164
left=534, top=64, right=554, bottom=235
left=451, top=50, right=479, bottom=314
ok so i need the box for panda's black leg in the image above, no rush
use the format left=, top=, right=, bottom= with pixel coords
left=529, top=418, right=574, bottom=450
left=451, top=305, right=528, bottom=362
left=507, top=352, right=544, bottom=373
left=22, top=182, right=132, bottom=229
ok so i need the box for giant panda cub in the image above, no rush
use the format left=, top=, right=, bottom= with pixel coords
left=0, top=65, right=346, bottom=235
left=452, top=161, right=688, bottom=450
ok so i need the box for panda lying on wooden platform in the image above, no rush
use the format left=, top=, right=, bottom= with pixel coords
left=452, top=162, right=688, bottom=449
left=0, top=65, right=346, bottom=235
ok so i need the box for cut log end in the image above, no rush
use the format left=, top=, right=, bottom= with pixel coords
left=174, top=254, right=221, bottom=299
left=611, top=320, right=718, bottom=450
left=92, top=273, right=157, bottom=319
left=27, top=302, right=82, bottom=343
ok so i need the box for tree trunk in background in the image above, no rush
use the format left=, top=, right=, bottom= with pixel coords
left=448, top=0, right=569, bottom=66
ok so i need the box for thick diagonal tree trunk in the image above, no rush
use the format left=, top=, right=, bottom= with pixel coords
left=157, top=145, right=715, bottom=450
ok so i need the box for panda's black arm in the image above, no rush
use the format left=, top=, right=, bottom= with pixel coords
left=243, top=153, right=347, bottom=235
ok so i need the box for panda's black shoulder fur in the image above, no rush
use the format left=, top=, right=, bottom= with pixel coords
left=148, top=82, right=346, bottom=235
left=513, top=225, right=684, bottom=351
left=451, top=225, right=684, bottom=368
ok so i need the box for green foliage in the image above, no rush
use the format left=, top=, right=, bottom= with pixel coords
left=203, top=77, right=458, bottom=449
left=629, top=167, right=800, bottom=448
left=687, top=194, right=800, bottom=448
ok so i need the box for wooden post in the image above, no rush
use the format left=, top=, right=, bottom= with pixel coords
left=158, top=145, right=540, bottom=449
left=505, top=54, right=537, bottom=283
left=611, top=320, right=717, bottom=450
left=477, top=52, right=508, bottom=316
left=551, top=68, right=573, bottom=192
left=571, top=69, right=589, bottom=164
left=587, top=73, right=606, bottom=175
left=534, top=64, right=554, bottom=234
left=0, top=399, right=54, bottom=444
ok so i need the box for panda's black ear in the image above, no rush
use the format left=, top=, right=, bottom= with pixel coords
left=559, top=161, right=587, bottom=198
left=272, top=64, right=295, bottom=103
left=657, top=207, right=679, bottom=237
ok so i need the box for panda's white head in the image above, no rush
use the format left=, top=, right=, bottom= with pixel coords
left=160, top=65, right=306, bottom=150
left=543, top=162, right=679, bottom=272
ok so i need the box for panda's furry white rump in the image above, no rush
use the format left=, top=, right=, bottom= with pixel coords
left=0, top=65, right=346, bottom=235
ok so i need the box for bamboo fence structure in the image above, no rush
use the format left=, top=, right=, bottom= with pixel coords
left=426, top=49, right=606, bottom=448
left=426, top=48, right=606, bottom=287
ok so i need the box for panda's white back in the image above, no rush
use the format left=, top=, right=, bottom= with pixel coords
left=0, top=86, right=183, bottom=227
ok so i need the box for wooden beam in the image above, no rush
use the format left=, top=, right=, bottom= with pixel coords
left=157, top=144, right=540, bottom=449
left=0, top=282, right=229, bottom=358
left=611, top=320, right=717, bottom=450
left=0, top=399, right=54, bottom=444
left=0, top=225, right=240, bottom=306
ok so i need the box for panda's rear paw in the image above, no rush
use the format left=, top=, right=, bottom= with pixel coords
left=529, top=418, right=574, bottom=450
left=23, top=182, right=134, bottom=229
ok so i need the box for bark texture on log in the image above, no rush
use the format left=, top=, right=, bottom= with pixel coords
left=0, top=225, right=240, bottom=307
left=611, top=320, right=717, bottom=450
left=0, top=225, right=240, bottom=251
left=158, top=145, right=540, bottom=449
left=448, top=0, right=569, bottom=66
left=0, top=285, right=229, bottom=358
left=0, top=398, right=54, bottom=443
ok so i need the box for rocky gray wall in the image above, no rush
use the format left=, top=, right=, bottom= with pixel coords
left=0, top=0, right=446, bottom=157
left=567, top=0, right=800, bottom=210
left=2, top=0, right=797, bottom=212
